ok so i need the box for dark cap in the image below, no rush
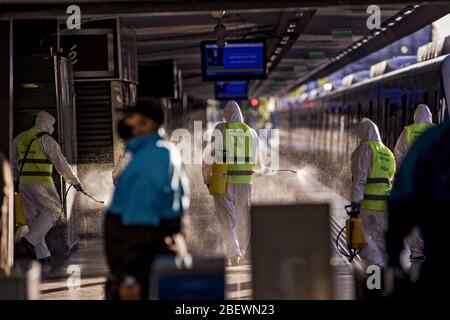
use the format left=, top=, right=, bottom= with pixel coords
left=121, top=97, right=165, bottom=125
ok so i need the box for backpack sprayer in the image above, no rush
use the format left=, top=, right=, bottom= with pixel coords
left=336, top=205, right=366, bottom=262
left=208, top=167, right=299, bottom=196
left=14, top=131, right=105, bottom=226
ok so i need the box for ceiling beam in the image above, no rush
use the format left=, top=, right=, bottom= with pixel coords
left=135, top=22, right=259, bottom=36
left=0, top=1, right=434, bottom=18
left=281, top=2, right=450, bottom=94
left=139, top=52, right=200, bottom=62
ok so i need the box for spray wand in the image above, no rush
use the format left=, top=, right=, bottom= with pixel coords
left=79, top=190, right=105, bottom=204
left=63, top=185, right=105, bottom=205
left=273, top=169, right=297, bottom=174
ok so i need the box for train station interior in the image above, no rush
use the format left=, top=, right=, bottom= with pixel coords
left=1, top=0, right=450, bottom=305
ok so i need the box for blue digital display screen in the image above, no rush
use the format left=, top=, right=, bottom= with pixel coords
left=158, top=273, right=225, bottom=300
left=215, top=81, right=248, bottom=100
left=202, top=40, right=266, bottom=81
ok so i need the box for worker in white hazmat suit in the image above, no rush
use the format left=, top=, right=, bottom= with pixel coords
left=394, top=104, right=435, bottom=261
left=13, top=111, right=83, bottom=263
left=202, top=101, right=266, bottom=266
left=350, top=118, right=396, bottom=269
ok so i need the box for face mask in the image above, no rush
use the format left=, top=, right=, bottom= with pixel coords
left=117, top=119, right=133, bottom=141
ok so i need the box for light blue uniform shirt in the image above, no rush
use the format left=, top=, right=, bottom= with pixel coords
left=109, top=132, right=189, bottom=226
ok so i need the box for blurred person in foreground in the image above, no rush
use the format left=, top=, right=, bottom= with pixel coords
left=104, top=98, right=190, bottom=300
left=386, top=118, right=450, bottom=298
left=393, top=104, right=435, bottom=262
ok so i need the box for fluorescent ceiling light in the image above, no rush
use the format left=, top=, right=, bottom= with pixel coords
left=323, top=83, right=332, bottom=90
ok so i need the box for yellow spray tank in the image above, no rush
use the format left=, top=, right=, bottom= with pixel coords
left=208, top=163, right=228, bottom=196
left=345, top=216, right=366, bottom=250
left=336, top=205, right=366, bottom=262
left=14, top=191, right=27, bottom=226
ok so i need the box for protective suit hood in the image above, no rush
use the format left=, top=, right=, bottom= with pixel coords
left=224, top=101, right=244, bottom=123
left=34, top=111, right=55, bottom=135
left=413, top=104, right=432, bottom=124
left=356, top=118, right=381, bottom=142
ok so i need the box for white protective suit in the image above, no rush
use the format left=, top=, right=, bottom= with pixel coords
left=202, top=101, right=264, bottom=260
left=394, top=104, right=433, bottom=165
left=13, top=111, right=80, bottom=259
left=394, top=104, right=433, bottom=259
left=351, top=118, right=390, bottom=268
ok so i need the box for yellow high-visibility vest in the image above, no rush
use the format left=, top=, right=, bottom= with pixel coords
left=223, top=122, right=254, bottom=185
left=360, top=140, right=395, bottom=212
left=16, top=128, right=53, bottom=185
left=404, top=123, right=435, bottom=147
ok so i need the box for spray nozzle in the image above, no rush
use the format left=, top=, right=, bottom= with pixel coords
left=345, top=204, right=360, bottom=218
left=80, top=191, right=105, bottom=204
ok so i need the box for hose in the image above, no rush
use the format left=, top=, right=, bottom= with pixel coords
left=62, top=184, right=73, bottom=209
left=62, top=184, right=105, bottom=210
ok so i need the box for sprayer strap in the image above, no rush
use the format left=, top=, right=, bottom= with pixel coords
left=18, top=131, right=51, bottom=176
left=366, top=178, right=390, bottom=184
left=363, top=194, right=388, bottom=201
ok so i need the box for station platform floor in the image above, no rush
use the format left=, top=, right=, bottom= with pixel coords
left=38, top=238, right=354, bottom=300
left=38, top=154, right=357, bottom=300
